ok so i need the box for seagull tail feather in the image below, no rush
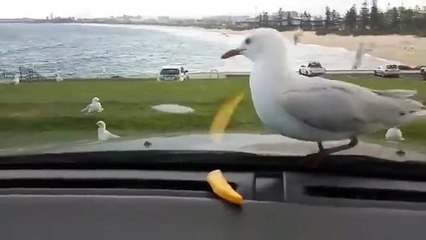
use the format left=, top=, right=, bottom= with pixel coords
left=373, top=89, right=417, bottom=98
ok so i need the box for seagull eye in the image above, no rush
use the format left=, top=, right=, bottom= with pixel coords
left=245, top=38, right=251, bottom=45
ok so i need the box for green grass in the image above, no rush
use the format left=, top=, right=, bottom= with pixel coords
left=0, top=77, right=260, bottom=148
left=1, top=75, right=426, bottom=149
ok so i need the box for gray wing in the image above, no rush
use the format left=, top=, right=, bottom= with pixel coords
left=279, top=84, right=415, bottom=133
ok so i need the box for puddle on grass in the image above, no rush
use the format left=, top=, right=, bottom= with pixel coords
left=151, top=104, right=195, bottom=114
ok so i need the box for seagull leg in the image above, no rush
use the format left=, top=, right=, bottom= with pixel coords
left=396, top=142, right=406, bottom=156
left=320, top=137, right=359, bottom=155
left=305, top=137, right=359, bottom=167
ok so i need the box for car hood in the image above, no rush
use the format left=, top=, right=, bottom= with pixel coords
left=1, top=133, right=425, bottom=162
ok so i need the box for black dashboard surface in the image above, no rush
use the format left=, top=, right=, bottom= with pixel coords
left=0, top=168, right=425, bottom=240
left=0, top=195, right=425, bottom=240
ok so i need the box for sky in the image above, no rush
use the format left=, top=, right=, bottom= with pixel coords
left=0, top=0, right=425, bottom=19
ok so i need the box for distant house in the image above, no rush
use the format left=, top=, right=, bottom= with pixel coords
left=230, top=16, right=251, bottom=23
left=269, top=16, right=302, bottom=30
left=290, top=17, right=302, bottom=26
left=311, top=19, right=325, bottom=30
left=157, top=16, right=171, bottom=24
left=175, top=19, right=198, bottom=25
left=234, top=19, right=258, bottom=29
left=283, top=11, right=299, bottom=18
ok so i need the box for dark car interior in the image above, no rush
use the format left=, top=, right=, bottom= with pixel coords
left=0, top=150, right=425, bottom=240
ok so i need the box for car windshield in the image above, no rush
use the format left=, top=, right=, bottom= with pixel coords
left=160, top=69, right=180, bottom=75
left=0, top=0, right=425, bottom=164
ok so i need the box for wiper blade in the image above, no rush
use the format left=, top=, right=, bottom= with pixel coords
left=0, top=150, right=425, bottom=181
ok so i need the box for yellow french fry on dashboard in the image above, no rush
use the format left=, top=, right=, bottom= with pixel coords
left=209, top=91, right=245, bottom=143
left=207, top=169, right=243, bottom=205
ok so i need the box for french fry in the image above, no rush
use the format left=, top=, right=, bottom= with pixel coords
left=207, top=169, right=243, bottom=205
left=209, top=91, right=245, bottom=143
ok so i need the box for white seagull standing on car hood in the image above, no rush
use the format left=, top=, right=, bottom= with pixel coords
left=385, top=127, right=405, bottom=142
left=81, top=97, right=104, bottom=114
left=221, top=28, right=425, bottom=160
left=96, top=121, right=120, bottom=141
left=385, top=127, right=406, bottom=156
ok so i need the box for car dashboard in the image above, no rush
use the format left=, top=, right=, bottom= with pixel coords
left=0, top=151, right=425, bottom=240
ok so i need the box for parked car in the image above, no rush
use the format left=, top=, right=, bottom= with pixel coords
left=299, top=61, right=326, bottom=77
left=374, top=64, right=400, bottom=77
left=157, top=66, right=189, bottom=81
left=421, top=67, right=426, bottom=80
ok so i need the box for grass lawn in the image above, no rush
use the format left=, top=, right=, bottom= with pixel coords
left=0, top=74, right=426, bottom=150
left=0, top=77, right=258, bottom=148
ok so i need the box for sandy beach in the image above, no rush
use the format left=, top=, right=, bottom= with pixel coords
left=217, top=29, right=426, bottom=66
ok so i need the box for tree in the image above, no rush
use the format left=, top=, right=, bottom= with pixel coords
left=390, top=7, right=400, bottom=31
left=400, top=8, right=415, bottom=31
left=331, top=10, right=339, bottom=21
left=412, top=5, right=426, bottom=31
left=287, top=12, right=293, bottom=26
left=277, top=8, right=284, bottom=30
left=301, top=11, right=312, bottom=30
left=256, top=14, right=263, bottom=27
left=262, top=12, right=269, bottom=27
left=331, top=9, right=339, bottom=28
left=345, top=4, right=358, bottom=30
left=370, top=0, right=379, bottom=29
left=359, top=0, right=370, bottom=30
left=313, top=2, right=424, bottom=36
left=325, top=6, right=332, bottom=29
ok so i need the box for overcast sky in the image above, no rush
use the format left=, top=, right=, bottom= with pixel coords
left=1, top=0, right=424, bottom=18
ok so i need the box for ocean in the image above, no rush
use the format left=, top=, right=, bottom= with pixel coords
left=0, top=23, right=400, bottom=79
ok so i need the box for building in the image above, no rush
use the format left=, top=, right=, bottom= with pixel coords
left=283, top=11, right=299, bottom=18
left=157, top=16, right=171, bottom=24
left=234, top=18, right=258, bottom=29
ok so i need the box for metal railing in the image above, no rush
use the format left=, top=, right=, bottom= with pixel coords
left=187, top=69, right=422, bottom=79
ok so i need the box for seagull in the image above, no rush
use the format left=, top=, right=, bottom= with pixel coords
left=81, top=97, right=104, bottom=115
left=385, top=127, right=405, bottom=142
left=96, top=120, right=120, bottom=141
left=352, top=42, right=375, bottom=70
left=12, top=74, right=20, bottom=85
left=0, top=74, right=20, bottom=85
left=221, top=28, right=425, bottom=160
left=293, top=29, right=303, bottom=45
left=385, top=127, right=405, bottom=156
left=56, top=73, right=63, bottom=82
left=352, top=43, right=364, bottom=70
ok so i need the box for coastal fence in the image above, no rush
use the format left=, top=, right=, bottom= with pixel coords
left=187, top=69, right=421, bottom=79
left=18, top=67, right=44, bottom=81
left=187, top=69, right=227, bottom=79
left=194, top=69, right=422, bottom=77
left=0, top=67, right=45, bottom=81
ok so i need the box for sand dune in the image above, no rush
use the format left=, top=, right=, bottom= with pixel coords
left=217, top=29, right=426, bottom=66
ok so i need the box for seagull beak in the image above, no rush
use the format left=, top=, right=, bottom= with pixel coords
left=221, top=48, right=245, bottom=59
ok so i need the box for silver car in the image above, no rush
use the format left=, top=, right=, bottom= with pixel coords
left=157, top=66, right=189, bottom=82
left=374, top=64, right=400, bottom=77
